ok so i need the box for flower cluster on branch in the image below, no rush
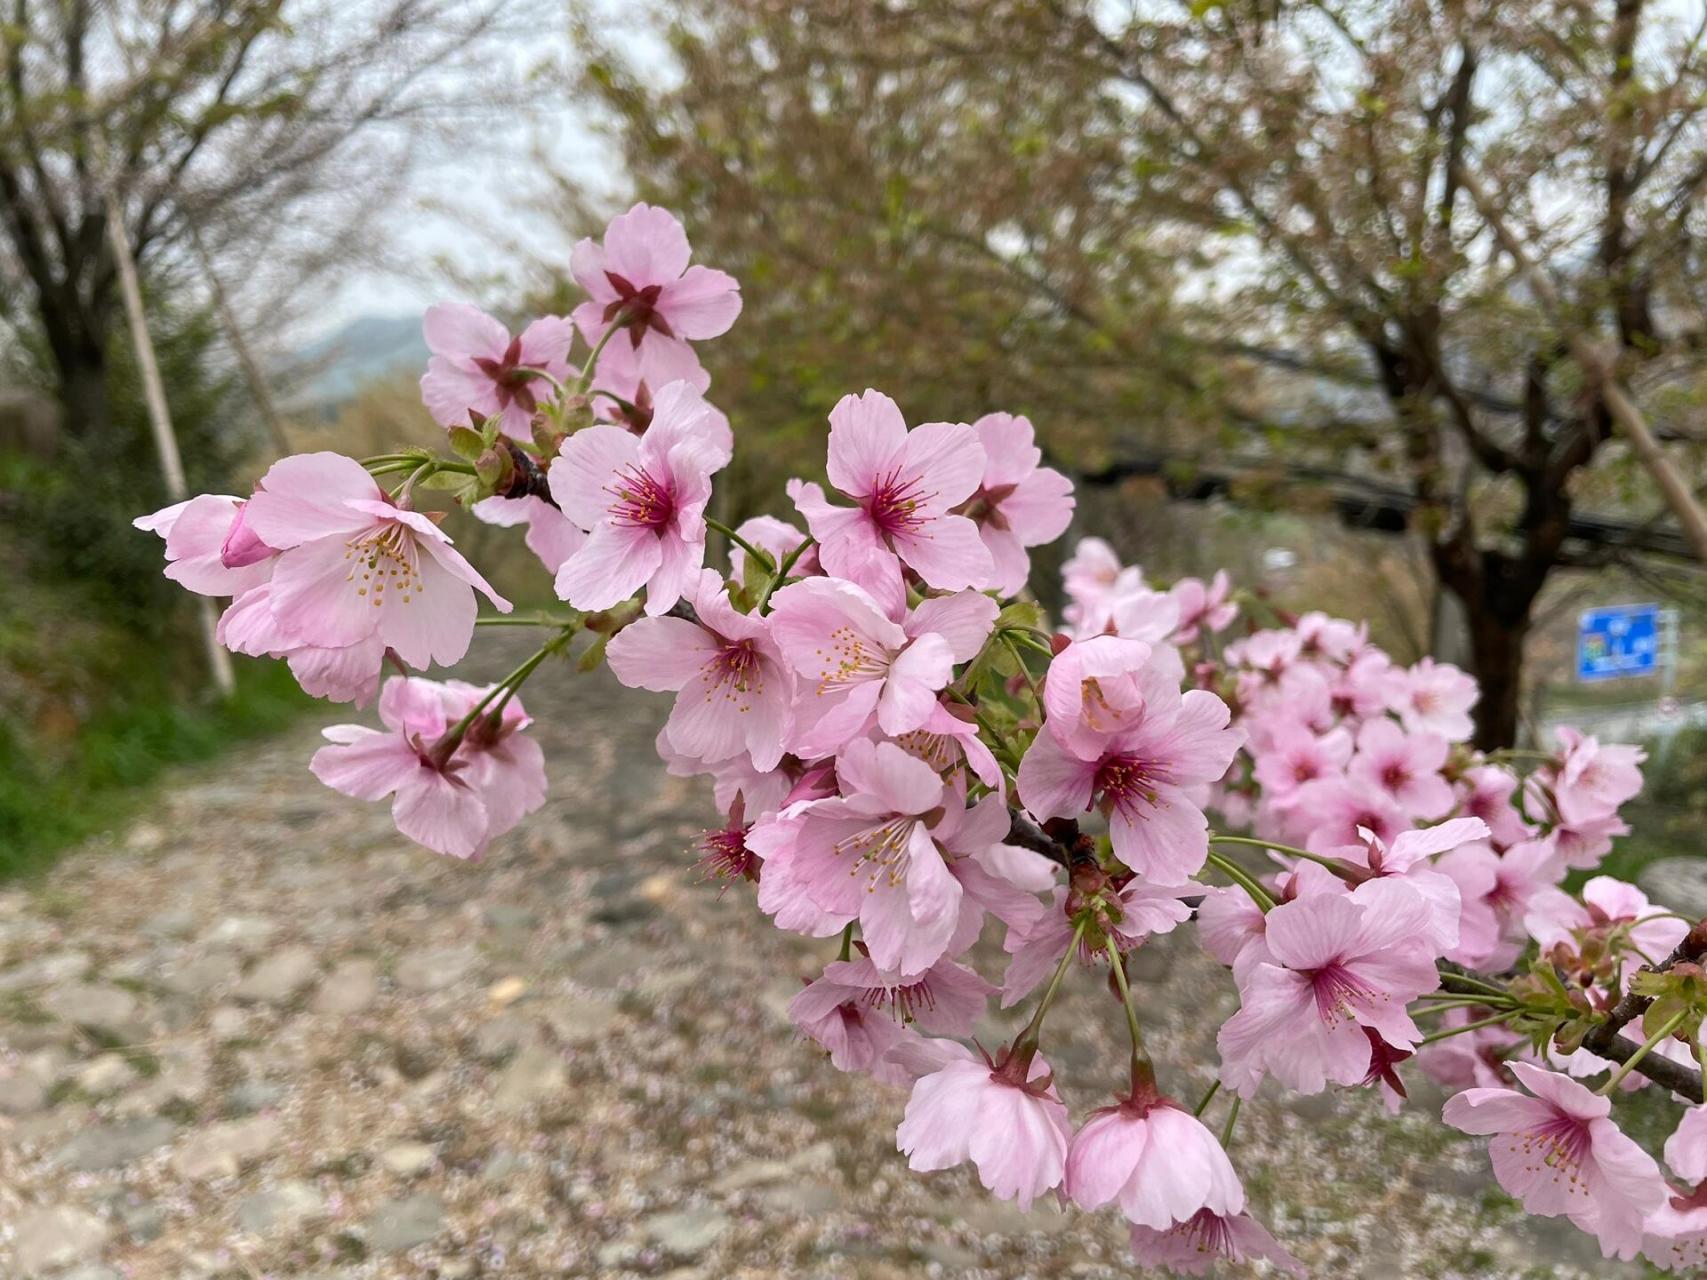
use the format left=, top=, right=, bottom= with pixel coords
left=137, top=204, right=1707, bottom=1274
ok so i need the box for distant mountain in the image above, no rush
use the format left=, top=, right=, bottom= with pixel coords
left=280, top=313, right=428, bottom=417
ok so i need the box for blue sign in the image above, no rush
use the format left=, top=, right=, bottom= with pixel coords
left=1577, top=604, right=1660, bottom=682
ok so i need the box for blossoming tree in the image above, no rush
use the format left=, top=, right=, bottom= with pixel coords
left=139, top=205, right=1707, bottom=1273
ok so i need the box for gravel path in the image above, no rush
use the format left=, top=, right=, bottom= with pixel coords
left=0, top=642, right=1638, bottom=1279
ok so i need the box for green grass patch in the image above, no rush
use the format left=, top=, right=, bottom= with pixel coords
left=0, top=656, right=309, bottom=879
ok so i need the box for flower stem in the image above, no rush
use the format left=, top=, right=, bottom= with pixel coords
left=1192, top=1079, right=1221, bottom=1117
left=1220, top=1095, right=1242, bottom=1147
left=574, top=316, right=630, bottom=391
left=755, top=536, right=816, bottom=614
left=1016, top=919, right=1088, bottom=1055
left=1105, top=941, right=1149, bottom=1060
left=1204, top=851, right=1276, bottom=912
left=837, top=923, right=854, bottom=962
left=476, top=613, right=580, bottom=628
left=436, top=627, right=575, bottom=758
left=1599, top=1009, right=1688, bottom=1094
left=1416, top=1011, right=1519, bottom=1046
left=1210, top=833, right=1353, bottom=875
left=1003, top=634, right=1043, bottom=704
left=705, top=517, right=776, bottom=575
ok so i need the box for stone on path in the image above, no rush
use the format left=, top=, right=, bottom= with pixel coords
left=542, top=995, right=619, bottom=1047
left=363, top=1193, right=446, bottom=1252
left=379, top=1140, right=436, bottom=1176
left=13, top=1205, right=110, bottom=1275
left=202, top=915, right=278, bottom=952
left=161, top=952, right=241, bottom=998
left=492, top=1044, right=567, bottom=1111
left=0, top=1069, right=48, bottom=1114
left=237, top=1179, right=326, bottom=1234
left=75, top=1053, right=137, bottom=1096
left=234, top=945, right=319, bottom=1003
left=171, top=1115, right=281, bottom=1181
left=51, top=1116, right=177, bottom=1172
left=311, top=957, right=379, bottom=1014
left=641, top=1207, right=732, bottom=1257
left=40, top=983, right=140, bottom=1037
left=394, top=945, right=479, bottom=993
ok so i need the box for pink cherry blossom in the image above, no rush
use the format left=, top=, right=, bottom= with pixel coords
left=1040, top=635, right=1167, bottom=761
left=788, top=390, right=991, bottom=610
left=550, top=380, right=732, bottom=615
left=242, top=452, right=509, bottom=669
left=1060, top=537, right=1145, bottom=636
left=1288, top=774, right=1408, bottom=852
left=217, top=585, right=386, bottom=705
left=1250, top=722, right=1353, bottom=803
left=310, top=676, right=544, bottom=860
left=1443, top=1061, right=1668, bottom=1259
left=1550, top=727, right=1646, bottom=827
left=788, top=976, right=920, bottom=1087
left=1196, top=884, right=1271, bottom=977
left=1668, top=1107, right=1707, bottom=1184
left=1295, top=610, right=1367, bottom=663
left=1017, top=689, right=1242, bottom=884
left=570, top=203, right=741, bottom=388
left=1107, top=585, right=1184, bottom=647
left=1066, top=1092, right=1243, bottom=1227
left=1128, top=1210, right=1305, bottom=1277
left=1170, top=570, right=1238, bottom=644
left=961, top=412, right=1074, bottom=595
left=135, top=494, right=277, bottom=597
left=767, top=577, right=995, bottom=758
left=419, top=303, right=574, bottom=440
left=775, top=738, right=965, bottom=973
left=1001, top=880, right=1193, bottom=1006
left=1217, top=879, right=1440, bottom=1096
left=1346, top=717, right=1454, bottom=819
left=471, top=495, right=586, bottom=575
left=1388, top=656, right=1478, bottom=741
left=890, top=700, right=1004, bottom=793
left=1524, top=876, right=1688, bottom=967
left=1436, top=836, right=1562, bottom=969
left=1329, top=818, right=1488, bottom=952
left=1458, top=763, right=1534, bottom=846
left=607, top=569, right=794, bottom=770
left=896, top=1043, right=1071, bottom=1211
left=1642, top=1189, right=1707, bottom=1273
left=788, top=950, right=992, bottom=1087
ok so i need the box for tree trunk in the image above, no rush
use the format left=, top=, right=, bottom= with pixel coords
left=52, top=340, right=111, bottom=442
left=1464, top=602, right=1529, bottom=751
left=1431, top=543, right=1547, bottom=752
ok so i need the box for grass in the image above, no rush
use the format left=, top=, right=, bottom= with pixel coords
left=0, top=656, right=310, bottom=880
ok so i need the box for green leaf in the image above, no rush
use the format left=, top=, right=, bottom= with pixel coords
left=448, top=427, right=485, bottom=460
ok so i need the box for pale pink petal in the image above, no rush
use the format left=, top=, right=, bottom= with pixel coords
left=891, top=512, right=994, bottom=591
left=550, top=425, right=642, bottom=530
left=422, top=301, right=510, bottom=360
left=826, top=389, right=909, bottom=496
left=607, top=617, right=720, bottom=693
left=554, top=522, right=662, bottom=612
left=659, top=265, right=742, bottom=339
left=245, top=453, right=379, bottom=548
left=601, top=203, right=693, bottom=284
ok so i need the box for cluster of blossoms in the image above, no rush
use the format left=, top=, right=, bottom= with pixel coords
left=140, top=204, right=1707, bottom=1274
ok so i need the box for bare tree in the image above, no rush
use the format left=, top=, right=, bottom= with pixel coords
left=572, top=0, right=1707, bottom=747
left=0, top=0, right=525, bottom=443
